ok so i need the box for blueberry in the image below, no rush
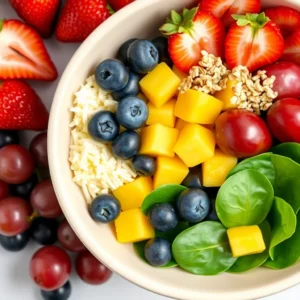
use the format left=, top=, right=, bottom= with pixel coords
left=41, top=281, right=71, bottom=300
left=10, top=173, right=38, bottom=200
left=119, top=38, right=138, bottom=64
left=144, top=238, right=171, bottom=267
left=95, top=59, right=129, bottom=92
left=152, top=36, right=172, bottom=66
left=177, top=189, right=210, bottom=223
left=182, top=166, right=206, bottom=190
left=112, top=72, right=141, bottom=101
left=31, top=217, right=58, bottom=245
left=0, top=230, right=30, bottom=251
left=0, top=130, right=19, bottom=148
left=116, top=96, right=148, bottom=130
left=128, top=40, right=159, bottom=74
left=112, top=130, right=140, bottom=160
left=205, top=199, right=219, bottom=221
left=91, top=194, right=121, bottom=223
left=132, top=155, right=156, bottom=176
left=149, top=203, right=178, bottom=232
left=88, top=110, right=120, bottom=142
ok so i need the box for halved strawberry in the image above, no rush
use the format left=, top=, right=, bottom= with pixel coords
left=160, top=8, right=225, bottom=73
left=199, top=0, right=261, bottom=27
left=281, top=29, right=300, bottom=64
left=0, top=19, right=57, bottom=81
left=225, top=13, right=284, bottom=72
left=265, top=6, right=300, bottom=37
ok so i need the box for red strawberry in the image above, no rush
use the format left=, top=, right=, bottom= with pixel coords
left=109, top=0, right=134, bottom=11
left=0, top=19, right=58, bottom=81
left=265, top=6, right=300, bottom=37
left=225, top=13, right=284, bottom=72
left=9, top=0, right=61, bottom=38
left=199, top=0, right=261, bottom=27
left=0, top=80, right=49, bottom=131
left=56, top=0, right=111, bottom=43
left=160, top=8, right=225, bottom=73
left=281, top=29, right=300, bottom=64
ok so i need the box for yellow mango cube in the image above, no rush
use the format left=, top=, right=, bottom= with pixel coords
left=227, top=226, right=266, bottom=258
left=140, top=62, right=181, bottom=108
left=115, top=209, right=155, bottom=243
left=174, top=123, right=215, bottom=167
left=202, top=149, right=238, bottom=187
left=175, top=118, right=190, bottom=131
left=146, top=99, right=176, bottom=128
left=137, top=93, right=148, bottom=103
left=153, top=156, right=189, bottom=189
left=214, top=79, right=239, bottom=110
left=112, top=177, right=153, bottom=211
left=174, top=90, right=224, bottom=124
left=172, top=65, right=187, bottom=82
left=140, top=124, right=179, bottom=157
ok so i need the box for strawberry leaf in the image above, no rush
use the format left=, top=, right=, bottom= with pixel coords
left=0, top=19, right=5, bottom=32
left=171, top=10, right=183, bottom=25
left=159, top=23, right=179, bottom=35
left=183, top=7, right=197, bottom=23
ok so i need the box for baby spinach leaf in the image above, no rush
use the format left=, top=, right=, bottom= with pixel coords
left=172, top=221, right=236, bottom=275
left=264, top=213, right=300, bottom=269
left=268, top=197, right=296, bottom=260
left=227, top=220, right=271, bottom=273
left=141, top=184, right=187, bottom=214
left=216, top=169, right=274, bottom=228
left=272, top=143, right=300, bottom=164
left=227, top=153, right=275, bottom=185
left=155, top=222, right=189, bottom=242
left=271, top=154, right=300, bottom=214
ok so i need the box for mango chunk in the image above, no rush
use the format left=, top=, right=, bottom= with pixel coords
left=214, top=79, right=239, bottom=110
left=115, top=209, right=155, bottom=243
left=140, top=124, right=179, bottom=157
left=172, top=65, right=187, bottom=82
left=112, top=177, right=153, bottom=211
left=174, top=123, right=215, bottom=167
left=174, top=90, right=223, bottom=124
left=137, top=93, right=148, bottom=103
left=227, top=225, right=266, bottom=258
left=146, top=99, right=176, bottom=128
left=140, top=62, right=181, bottom=108
left=153, top=156, right=189, bottom=189
left=202, top=149, right=238, bottom=187
left=175, top=118, right=189, bottom=131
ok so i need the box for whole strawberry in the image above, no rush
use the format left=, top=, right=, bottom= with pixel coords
left=109, top=0, right=135, bottom=11
left=56, top=0, right=111, bottom=43
left=9, top=0, right=61, bottom=38
left=0, top=80, right=49, bottom=131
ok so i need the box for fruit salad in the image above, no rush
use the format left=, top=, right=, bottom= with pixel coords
left=69, top=2, right=300, bottom=275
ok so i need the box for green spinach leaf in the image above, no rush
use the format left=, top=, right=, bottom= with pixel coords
left=227, top=220, right=271, bottom=273
left=141, top=184, right=186, bottom=214
left=155, top=222, right=189, bottom=242
left=272, top=143, right=300, bottom=164
left=268, top=197, right=296, bottom=260
left=172, top=221, right=236, bottom=275
left=227, top=153, right=275, bottom=185
left=216, top=169, right=274, bottom=228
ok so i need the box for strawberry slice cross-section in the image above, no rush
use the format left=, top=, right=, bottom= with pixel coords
left=0, top=19, right=58, bottom=81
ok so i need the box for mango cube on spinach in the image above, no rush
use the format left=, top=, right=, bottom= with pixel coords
left=227, top=225, right=265, bottom=258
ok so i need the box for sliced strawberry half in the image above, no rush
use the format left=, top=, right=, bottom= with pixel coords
left=160, top=8, right=225, bottom=73
left=281, top=29, right=300, bottom=64
left=0, top=19, right=58, bottom=81
left=265, top=6, right=300, bottom=37
left=225, top=13, right=284, bottom=72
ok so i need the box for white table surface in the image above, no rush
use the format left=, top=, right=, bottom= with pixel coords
left=1, top=2, right=300, bottom=299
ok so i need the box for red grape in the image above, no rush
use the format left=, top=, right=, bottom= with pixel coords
left=0, top=180, right=9, bottom=200
left=75, top=251, right=112, bottom=285
left=0, top=145, right=34, bottom=184
left=30, top=132, right=48, bottom=168
left=0, top=197, right=32, bottom=236
left=30, top=246, right=71, bottom=291
left=58, top=220, right=86, bottom=252
left=30, top=179, right=62, bottom=218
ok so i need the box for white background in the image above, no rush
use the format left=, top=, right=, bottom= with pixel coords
left=0, top=1, right=300, bottom=299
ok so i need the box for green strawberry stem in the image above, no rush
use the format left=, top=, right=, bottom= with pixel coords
left=0, top=19, right=5, bottom=31
left=106, top=4, right=115, bottom=15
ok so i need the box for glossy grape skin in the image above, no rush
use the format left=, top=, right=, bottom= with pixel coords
left=0, top=197, right=32, bottom=236
left=0, top=180, right=9, bottom=200
left=31, top=217, right=58, bottom=245
left=57, top=220, right=85, bottom=252
left=0, top=145, right=34, bottom=184
left=30, top=132, right=48, bottom=168
left=0, top=230, right=30, bottom=251
left=75, top=251, right=112, bottom=285
left=41, top=280, right=71, bottom=300
left=30, top=246, right=71, bottom=291
left=30, top=179, right=62, bottom=218
left=10, top=173, right=38, bottom=200
left=0, top=130, right=19, bottom=149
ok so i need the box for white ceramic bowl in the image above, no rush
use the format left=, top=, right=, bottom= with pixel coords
left=48, top=0, right=300, bottom=299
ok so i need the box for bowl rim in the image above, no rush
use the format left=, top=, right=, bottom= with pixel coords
left=48, top=0, right=300, bottom=299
